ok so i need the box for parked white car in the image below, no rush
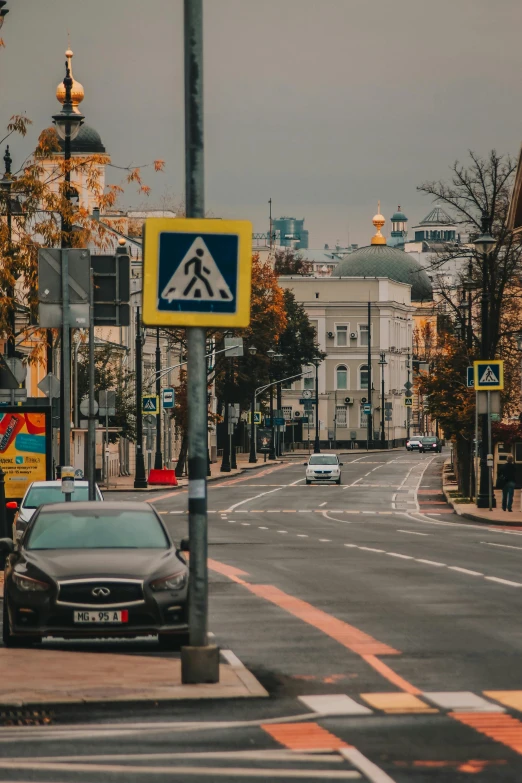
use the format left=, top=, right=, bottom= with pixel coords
left=304, top=454, right=343, bottom=485
left=406, top=436, right=423, bottom=451
left=11, top=480, right=103, bottom=541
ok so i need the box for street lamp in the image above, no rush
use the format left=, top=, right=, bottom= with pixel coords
left=52, top=62, right=84, bottom=470
left=474, top=212, right=496, bottom=508
left=154, top=327, right=163, bottom=470
left=248, top=346, right=258, bottom=463
left=274, top=352, right=284, bottom=456
left=379, top=352, right=387, bottom=448
left=311, top=356, right=322, bottom=453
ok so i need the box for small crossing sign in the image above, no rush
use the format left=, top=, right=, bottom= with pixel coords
left=248, top=411, right=262, bottom=425
left=142, top=218, right=252, bottom=327
left=474, top=360, right=504, bottom=390
left=404, top=397, right=413, bottom=406
left=142, top=395, right=159, bottom=415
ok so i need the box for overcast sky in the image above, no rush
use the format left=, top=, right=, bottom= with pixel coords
left=1, top=0, right=521, bottom=247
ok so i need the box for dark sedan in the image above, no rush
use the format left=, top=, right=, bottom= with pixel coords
left=1, top=501, right=189, bottom=649
left=420, top=436, right=442, bottom=453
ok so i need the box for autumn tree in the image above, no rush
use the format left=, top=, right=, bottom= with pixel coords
left=274, top=248, right=312, bottom=276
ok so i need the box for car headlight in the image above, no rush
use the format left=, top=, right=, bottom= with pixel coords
left=13, top=572, right=50, bottom=592
left=150, top=572, right=187, bottom=591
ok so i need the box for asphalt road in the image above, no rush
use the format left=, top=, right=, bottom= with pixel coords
left=3, top=449, right=522, bottom=781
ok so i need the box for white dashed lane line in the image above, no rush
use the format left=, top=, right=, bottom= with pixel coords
left=481, top=541, right=522, bottom=552
left=397, top=529, right=430, bottom=536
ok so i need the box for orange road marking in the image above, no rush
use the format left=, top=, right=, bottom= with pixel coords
left=262, top=722, right=350, bottom=751
left=360, top=692, right=435, bottom=713
left=361, top=654, right=421, bottom=695
left=207, top=559, right=249, bottom=580
left=450, top=711, right=522, bottom=756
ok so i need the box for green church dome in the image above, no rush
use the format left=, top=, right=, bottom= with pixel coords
left=333, top=244, right=433, bottom=302
left=391, top=210, right=407, bottom=222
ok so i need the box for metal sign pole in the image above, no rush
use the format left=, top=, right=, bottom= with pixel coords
left=487, top=390, right=492, bottom=511
left=88, top=269, right=96, bottom=500
left=60, top=249, right=71, bottom=468
left=181, top=0, right=218, bottom=684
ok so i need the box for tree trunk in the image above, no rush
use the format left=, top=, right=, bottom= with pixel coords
left=175, top=430, right=188, bottom=477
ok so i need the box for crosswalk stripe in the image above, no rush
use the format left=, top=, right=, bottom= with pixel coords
left=298, top=694, right=372, bottom=716
left=424, top=692, right=504, bottom=712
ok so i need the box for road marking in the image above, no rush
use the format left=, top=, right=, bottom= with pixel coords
left=386, top=553, right=413, bottom=560
left=485, top=576, right=522, bottom=587
left=359, top=547, right=385, bottom=553
left=318, top=539, right=331, bottom=542
left=297, top=534, right=308, bottom=538
left=262, top=722, right=349, bottom=751
left=448, top=566, right=483, bottom=576
left=340, top=747, right=398, bottom=783
left=483, top=691, right=522, bottom=711
left=277, top=530, right=288, bottom=534
left=481, top=541, right=522, bottom=551
left=240, top=522, right=250, bottom=526
left=319, top=502, right=327, bottom=507
left=298, top=694, right=372, bottom=716
left=259, top=526, right=268, bottom=530
left=225, top=486, right=285, bottom=512
left=360, top=693, right=435, bottom=714
left=424, top=692, right=504, bottom=712
left=450, top=711, right=522, bottom=757
left=416, top=559, right=446, bottom=567
left=397, top=530, right=429, bottom=536
left=344, top=543, right=357, bottom=547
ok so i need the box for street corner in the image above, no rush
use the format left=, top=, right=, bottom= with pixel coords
left=0, top=646, right=268, bottom=708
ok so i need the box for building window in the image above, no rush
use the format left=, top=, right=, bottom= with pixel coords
left=360, top=408, right=368, bottom=428
left=303, top=375, right=314, bottom=390
left=336, top=325, right=348, bottom=346
left=359, top=364, right=369, bottom=390
left=336, top=406, right=347, bottom=427
left=336, top=365, right=348, bottom=390
left=359, top=324, right=370, bottom=347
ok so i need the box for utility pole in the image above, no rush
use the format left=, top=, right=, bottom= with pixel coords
left=181, top=0, right=218, bottom=682
left=87, top=268, right=96, bottom=499
left=154, top=327, right=163, bottom=469
left=367, top=301, right=372, bottom=448
left=406, top=350, right=411, bottom=441
left=134, top=306, right=147, bottom=488
left=379, top=352, right=387, bottom=448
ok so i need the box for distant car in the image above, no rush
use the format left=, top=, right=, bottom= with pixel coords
left=304, top=454, right=343, bottom=485
left=1, top=501, right=189, bottom=649
left=11, top=480, right=103, bottom=542
left=420, top=436, right=442, bottom=453
left=406, top=436, right=423, bottom=451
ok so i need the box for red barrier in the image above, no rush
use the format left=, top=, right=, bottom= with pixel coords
left=148, top=469, right=178, bottom=486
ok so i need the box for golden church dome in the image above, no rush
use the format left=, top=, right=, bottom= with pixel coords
left=56, top=48, right=84, bottom=112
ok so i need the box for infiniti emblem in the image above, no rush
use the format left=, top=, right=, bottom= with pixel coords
left=92, top=586, right=111, bottom=597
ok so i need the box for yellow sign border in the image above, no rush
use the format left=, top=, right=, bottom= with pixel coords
left=142, top=218, right=252, bottom=327
left=142, top=395, right=159, bottom=415
left=473, top=360, right=504, bottom=390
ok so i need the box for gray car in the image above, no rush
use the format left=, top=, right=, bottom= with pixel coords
left=1, top=501, right=189, bottom=650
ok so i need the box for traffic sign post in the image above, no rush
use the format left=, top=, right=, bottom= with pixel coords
left=142, top=395, right=159, bottom=415
left=162, top=388, right=175, bottom=409
left=142, top=218, right=252, bottom=328
left=474, top=360, right=504, bottom=390
left=405, top=397, right=413, bottom=407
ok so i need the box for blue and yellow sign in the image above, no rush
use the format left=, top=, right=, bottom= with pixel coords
left=142, top=218, right=252, bottom=327
left=474, top=360, right=504, bottom=391
left=142, top=395, right=159, bottom=415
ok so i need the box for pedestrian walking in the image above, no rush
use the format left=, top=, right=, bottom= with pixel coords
left=501, top=456, right=517, bottom=512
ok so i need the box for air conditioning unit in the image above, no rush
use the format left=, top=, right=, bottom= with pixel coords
left=327, top=331, right=334, bottom=338
left=344, top=397, right=353, bottom=405
left=390, top=346, right=396, bottom=351
left=350, top=332, right=357, bottom=339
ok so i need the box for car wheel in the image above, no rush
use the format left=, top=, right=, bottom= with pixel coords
left=2, top=600, right=39, bottom=648
left=158, top=632, right=190, bottom=651
left=306, top=479, right=311, bottom=485
left=336, top=477, right=341, bottom=485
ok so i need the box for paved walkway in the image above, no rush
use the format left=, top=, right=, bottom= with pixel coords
left=443, top=470, right=522, bottom=526
left=0, top=647, right=267, bottom=706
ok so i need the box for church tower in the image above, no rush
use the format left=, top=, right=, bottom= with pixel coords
left=388, top=206, right=408, bottom=248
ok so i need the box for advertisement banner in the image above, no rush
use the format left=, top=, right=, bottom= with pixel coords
left=0, top=408, right=51, bottom=500
left=256, top=428, right=273, bottom=453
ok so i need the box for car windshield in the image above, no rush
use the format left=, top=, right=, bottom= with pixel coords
left=423, top=437, right=437, bottom=443
left=24, top=486, right=92, bottom=509
left=26, top=509, right=169, bottom=550
left=309, top=456, right=338, bottom=465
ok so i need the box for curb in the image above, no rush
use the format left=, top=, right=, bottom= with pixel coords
left=442, top=482, right=522, bottom=526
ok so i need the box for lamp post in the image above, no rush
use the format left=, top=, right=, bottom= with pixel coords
left=405, top=351, right=411, bottom=441
left=474, top=213, right=496, bottom=508
left=379, top=352, right=387, bottom=448
left=0, top=146, right=15, bottom=358
left=52, top=62, right=84, bottom=470
left=267, top=348, right=276, bottom=459
left=248, top=345, right=258, bottom=463
left=274, top=352, right=284, bottom=456
left=134, top=307, right=147, bottom=488
left=154, top=327, right=163, bottom=470
left=311, top=356, right=322, bottom=453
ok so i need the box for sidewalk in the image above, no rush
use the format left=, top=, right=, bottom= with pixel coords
left=442, top=464, right=522, bottom=526
left=0, top=647, right=268, bottom=706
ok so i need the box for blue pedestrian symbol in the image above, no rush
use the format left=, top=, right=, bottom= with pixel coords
left=158, top=234, right=238, bottom=314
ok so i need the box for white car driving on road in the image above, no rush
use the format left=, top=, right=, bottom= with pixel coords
left=304, top=454, right=343, bottom=485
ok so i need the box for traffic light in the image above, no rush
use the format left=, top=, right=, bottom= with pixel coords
left=91, top=251, right=130, bottom=326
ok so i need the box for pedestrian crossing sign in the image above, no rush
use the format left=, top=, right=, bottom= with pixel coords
left=474, top=360, right=504, bottom=390
left=248, top=411, right=262, bottom=425
left=142, top=395, right=159, bottom=415
left=404, top=397, right=413, bottom=406
left=142, top=218, right=252, bottom=327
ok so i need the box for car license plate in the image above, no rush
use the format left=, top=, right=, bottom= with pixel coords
left=74, top=610, right=128, bottom=623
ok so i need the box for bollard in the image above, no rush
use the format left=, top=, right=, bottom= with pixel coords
left=0, top=466, right=8, bottom=539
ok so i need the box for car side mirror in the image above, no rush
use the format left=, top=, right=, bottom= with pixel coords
left=6, top=501, right=17, bottom=510
left=0, top=538, right=14, bottom=554
left=340, top=463, right=344, bottom=466
left=303, top=462, right=308, bottom=466
left=180, top=537, right=190, bottom=552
